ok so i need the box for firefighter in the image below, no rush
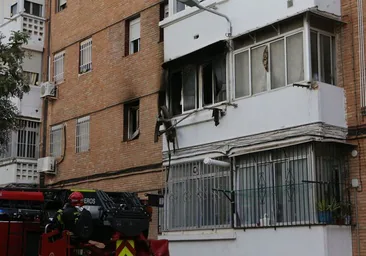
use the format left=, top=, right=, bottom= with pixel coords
left=52, top=191, right=106, bottom=249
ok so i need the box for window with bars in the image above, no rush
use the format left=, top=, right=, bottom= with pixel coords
left=164, top=158, right=231, bottom=231
left=79, top=38, right=92, bottom=74
left=17, top=120, right=39, bottom=159
left=76, top=116, right=90, bottom=153
left=50, top=124, right=63, bottom=158
left=54, top=51, right=65, bottom=84
left=163, top=143, right=350, bottom=231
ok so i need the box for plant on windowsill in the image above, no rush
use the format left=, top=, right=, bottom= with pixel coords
left=317, top=198, right=340, bottom=224
left=335, top=201, right=352, bottom=225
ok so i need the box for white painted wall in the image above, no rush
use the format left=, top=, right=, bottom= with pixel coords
left=161, top=0, right=341, bottom=61
left=161, top=226, right=352, bottom=256
left=0, top=162, right=17, bottom=185
left=163, top=83, right=346, bottom=151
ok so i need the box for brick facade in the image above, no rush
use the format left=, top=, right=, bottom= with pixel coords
left=41, top=0, right=164, bottom=239
left=341, top=0, right=366, bottom=255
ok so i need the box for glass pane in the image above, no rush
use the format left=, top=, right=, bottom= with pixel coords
left=176, top=1, right=185, bottom=12
left=235, top=51, right=250, bottom=97
left=182, top=66, right=196, bottom=112
left=270, top=39, right=285, bottom=89
left=310, top=31, right=319, bottom=81
left=320, top=34, right=332, bottom=84
left=251, top=46, right=268, bottom=94
left=286, top=32, right=304, bottom=84
left=24, top=1, right=31, bottom=14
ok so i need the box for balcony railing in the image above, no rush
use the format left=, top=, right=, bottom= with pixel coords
left=236, top=182, right=351, bottom=228
left=162, top=142, right=351, bottom=232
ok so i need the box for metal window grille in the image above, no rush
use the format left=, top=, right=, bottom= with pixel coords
left=163, top=158, right=231, bottom=231
left=16, top=120, right=39, bottom=159
left=79, top=39, right=92, bottom=73
left=50, top=124, right=63, bottom=157
left=162, top=143, right=350, bottom=232
left=76, top=116, right=90, bottom=153
left=54, top=51, right=65, bottom=84
left=235, top=142, right=350, bottom=228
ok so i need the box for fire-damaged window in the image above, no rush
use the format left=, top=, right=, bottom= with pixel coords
left=124, top=100, right=140, bottom=141
left=168, top=54, right=227, bottom=116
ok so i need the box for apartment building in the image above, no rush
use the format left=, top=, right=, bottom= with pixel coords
left=0, top=0, right=44, bottom=185
left=158, top=0, right=354, bottom=255
left=38, top=0, right=166, bottom=238
left=342, top=1, right=366, bottom=256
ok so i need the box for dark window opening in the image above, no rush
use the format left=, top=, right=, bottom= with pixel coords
left=202, top=63, right=213, bottom=106
left=168, top=54, right=226, bottom=116
left=131, top=39, right=140, bottom=54
left=124, top=100, right=140, bottom=141
left=170, top=71, right=183, bottom=116
left=24, top=1, right=31, bottom=14
left=11, top=3, right=18, bottom=16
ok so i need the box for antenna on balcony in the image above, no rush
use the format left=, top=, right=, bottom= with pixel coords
left=177, top=0, right=232, bottom=37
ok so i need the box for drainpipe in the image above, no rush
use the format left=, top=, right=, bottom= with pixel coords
left=39, top=0, right=51, bottom=188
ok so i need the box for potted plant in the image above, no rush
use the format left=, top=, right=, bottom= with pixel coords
left=317, top=198, right=340, bottom=224
left=339, top=201, right=352, bottom=225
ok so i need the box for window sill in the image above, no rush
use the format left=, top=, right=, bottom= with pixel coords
left=159, top=229, right=236, bottom=241
left=159, top=0, right=229, bottom=28
left=78, top=70, right=92, bottom=77
left=170, top=101, right=233, bottom=128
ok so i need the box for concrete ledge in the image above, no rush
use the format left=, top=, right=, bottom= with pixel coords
left=159, top=229, right=236, bottom=241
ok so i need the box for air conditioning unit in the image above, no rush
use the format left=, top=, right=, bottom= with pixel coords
left=40, top=82, right=56, bottom=98
left=37, top=157, right=56, bottom=174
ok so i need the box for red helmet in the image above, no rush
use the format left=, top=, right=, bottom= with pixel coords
left=68, top=191, right=84, bottom=207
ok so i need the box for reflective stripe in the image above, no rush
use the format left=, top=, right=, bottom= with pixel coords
left=116, top=240, right=136, bottom=256
left=70, top=189, right=95, bottom=192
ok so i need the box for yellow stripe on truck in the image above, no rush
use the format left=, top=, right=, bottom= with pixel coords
left=70, top=189, right=96, bottom=192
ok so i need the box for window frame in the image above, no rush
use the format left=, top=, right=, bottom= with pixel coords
left=124, top=101, right=140, bottom=141
left=24, top=1, right=43, bottom=17
left=129, top=17, right=141, bottom=55
left=309, top=28, right=336, bottom=85
left=10, top=3, right=18, bottom=16
left=233, top=27, right=305, bottom=100
left=50, top=124, right=63, bottom=158
left=168, top=55, right=228, bottom=116
left=53, top=51, right=65, bottom=84
left=79, top=38, right=92, bottom=74
left=16, top=120, right=40, bottom=159
left=56, top=0, right=67, bottom=13
left=75, top=116, right=90, bottom=153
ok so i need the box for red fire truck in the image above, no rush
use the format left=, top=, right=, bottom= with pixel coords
left=0, top=184, right=169, bottom=256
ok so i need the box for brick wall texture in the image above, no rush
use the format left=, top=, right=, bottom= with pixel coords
left=341, top=0, right=366, bottom=255
left=42, top=0, right=165, bottom=239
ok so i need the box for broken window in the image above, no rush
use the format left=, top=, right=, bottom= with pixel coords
left=168, top=55, right=227, bottom=116
left=202, top=56, right=227, bottom=106
left=124, top=100, right=140, bottom=141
